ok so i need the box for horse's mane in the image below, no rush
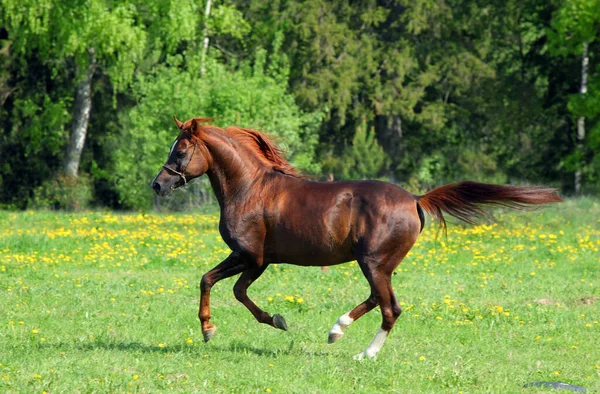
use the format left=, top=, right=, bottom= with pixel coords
left=224, top=126, right=304, bottom=178
left=190, top=118, right=303, bottom=178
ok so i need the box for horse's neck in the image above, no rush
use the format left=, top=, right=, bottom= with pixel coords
left=203, top=131, right=262, bottom=209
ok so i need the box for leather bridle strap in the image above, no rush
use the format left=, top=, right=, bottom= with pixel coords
left=162, top=142, right=197, bottom=186
left=162, top=165, right=188, bottom=185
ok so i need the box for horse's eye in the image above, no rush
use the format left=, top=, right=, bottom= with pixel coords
left=176, top=150, right=186, bottom=159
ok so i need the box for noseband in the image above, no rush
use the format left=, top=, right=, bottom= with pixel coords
left=162, top=142, right=197, bottom=186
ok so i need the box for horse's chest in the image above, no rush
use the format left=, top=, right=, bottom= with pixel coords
left=218, top=213, right=264, bottom=253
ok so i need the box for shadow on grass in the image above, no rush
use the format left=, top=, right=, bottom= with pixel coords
left=40, top=339, right=330, bottom=358
left=211, top=340, right=329, bottom=357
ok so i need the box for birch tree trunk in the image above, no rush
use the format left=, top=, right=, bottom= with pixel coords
left=200, top=0, right=213, bottom=78
left=64, top=48, right=97, bottom=178
left=574, top=42, right=588, bottom=195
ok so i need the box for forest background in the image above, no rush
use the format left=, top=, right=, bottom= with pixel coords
left=1, top=0, right=599, bottom=211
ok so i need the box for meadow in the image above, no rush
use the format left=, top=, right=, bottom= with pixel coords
left=0, top=199, right=598, bottom=393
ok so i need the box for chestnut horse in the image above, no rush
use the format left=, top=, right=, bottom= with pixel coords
left=152, top=117, right=562, bottom=360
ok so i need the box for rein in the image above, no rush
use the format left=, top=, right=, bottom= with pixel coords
left=162, top=142, right=197, bottom=186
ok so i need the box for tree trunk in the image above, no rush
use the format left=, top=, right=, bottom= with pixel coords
left=200, top=0, right=213, bottom=78
left=375, top=114, right=402, bottom=181
left=64, top=48, right=97, bottom=178
left=574, top=42, right=588, bottom=196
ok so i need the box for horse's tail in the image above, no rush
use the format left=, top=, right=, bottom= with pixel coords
left=416, top=181, right=562, bottom=232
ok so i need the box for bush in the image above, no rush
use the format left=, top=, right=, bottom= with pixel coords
left=30, top=174, right=92, bottom=211
left=113, top=49, right=322, bottom=210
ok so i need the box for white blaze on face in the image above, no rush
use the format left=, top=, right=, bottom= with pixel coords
left=169, top=139, right=179, bottom=156
left=152, top=139, right=179, bottom=187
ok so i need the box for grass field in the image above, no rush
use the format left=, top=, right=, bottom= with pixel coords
left=0, top=199, right=599, bottom=393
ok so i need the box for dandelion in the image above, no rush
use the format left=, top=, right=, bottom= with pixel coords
left=186, top=338, right=193, bottom=344
left=133, top=375, right=139, bottom=380
left=158, top=343, right=165, bottom=348
left=419, top=356, right=425, bottom=361
left=31, top=329, right=39, bottom=334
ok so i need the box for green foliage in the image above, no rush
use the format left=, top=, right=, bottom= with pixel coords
left=548, top=0, right=600, bottom=193
left=30, top=174, right=93, bottom=211
left=1, top=0, right=600, bottom=210
left=113, top=51, right=322, bottom=209
left=548, top=0, right=600, bottom=56
left=323, top=120, right=388, bottom=180
left=0, top=0, right=147, bottom=90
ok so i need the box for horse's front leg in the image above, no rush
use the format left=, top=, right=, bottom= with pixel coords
left=199, top=252, right=247, bottom=342
left=233, top=264, right=288, bottom=331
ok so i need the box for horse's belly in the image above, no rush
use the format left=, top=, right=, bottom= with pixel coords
left=272, top=247, right=353, bottom=266
left=266, top=228, right=354, bottom=266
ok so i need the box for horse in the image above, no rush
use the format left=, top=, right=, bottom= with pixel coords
left=151, top=117, right=562, bottom=360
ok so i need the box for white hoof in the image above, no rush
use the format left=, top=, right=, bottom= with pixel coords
left=328, top=313, right=354, bottom=344
left=353, top=351, right=376, bottom=361
left=328, top=331, right=343, bottom=344
left=353, top=328, right=388, bottom=360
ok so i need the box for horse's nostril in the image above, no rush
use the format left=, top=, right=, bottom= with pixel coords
left=152, top=182, right=161, bottom=193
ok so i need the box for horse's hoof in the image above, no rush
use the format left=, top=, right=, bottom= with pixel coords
left=328, top=331, right=343, bottom=344
left=273, top=314, right=288, bottom=331
left=353, top=352, right=364, bottom=361
left=353, top=351, right=376, bottom=361
left=203, top=325, right=217, bottom=342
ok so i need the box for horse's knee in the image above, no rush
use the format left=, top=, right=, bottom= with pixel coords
left=201, top=273, right=213, bottom=291
left=380, top=305, right=399, bottom=331
left=392, top=303, right=402, bottom=318
left=366, top=295, right=378, bottom=308
left=381, top=306, right=395, bottom=320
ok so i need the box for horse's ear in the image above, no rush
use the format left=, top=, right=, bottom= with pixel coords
left=173, top=116, right=183, bottom=129
left=190, top=118, right=199, bottom=134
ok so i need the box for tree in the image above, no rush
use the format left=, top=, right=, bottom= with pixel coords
left=113, top=49, right=322, bottom=209
left=549, top=0, right=600, bottom=194
left=0, top=0, right=147, bottom=179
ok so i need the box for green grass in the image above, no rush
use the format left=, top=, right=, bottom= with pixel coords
left=0, top=199, right=599, bottom=393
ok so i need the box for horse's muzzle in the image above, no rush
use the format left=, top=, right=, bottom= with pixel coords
left=152, top=181, right=163, bottom=194
left=151, top=178, right=179, bottom=197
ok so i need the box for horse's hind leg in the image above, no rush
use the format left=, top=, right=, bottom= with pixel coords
left=328, top=266, right=379, bottom=343
left=233, top=265, right=288, bottom=331
left=328, top=293, right=378, bottom=343
left=353, top=270, right=400, bottom=360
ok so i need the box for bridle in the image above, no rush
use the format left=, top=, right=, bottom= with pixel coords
left=162, top=141, right=197, bottom=186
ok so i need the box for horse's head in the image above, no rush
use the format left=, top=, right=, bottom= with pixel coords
left=151, top=117, right=211, bottom=197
